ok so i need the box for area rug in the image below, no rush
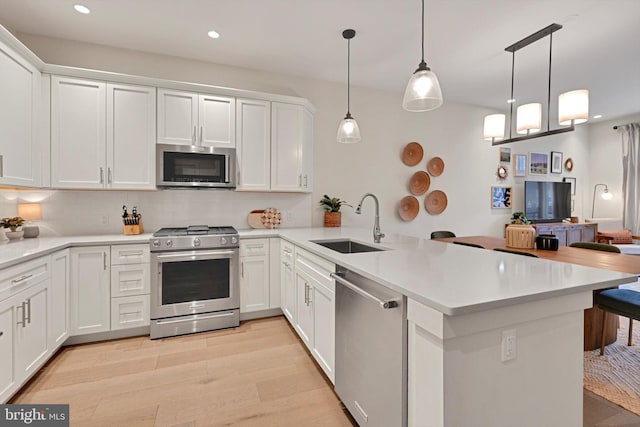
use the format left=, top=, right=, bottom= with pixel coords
left=584, top=317, right=640, bottom=416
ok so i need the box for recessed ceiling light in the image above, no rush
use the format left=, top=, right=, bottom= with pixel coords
left=507, top=99, right=516, bottom=104
left=207, top=30, right=220, bottom=39
left=74, top=4, right=91, bottom=14
left=593, top=114, right=602, bottom=119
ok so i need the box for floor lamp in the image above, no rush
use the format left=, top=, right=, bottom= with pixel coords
left=592, top=184, right=613, bottom=218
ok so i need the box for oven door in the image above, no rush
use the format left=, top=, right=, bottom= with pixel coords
left=156, top=143, right=236, bottom=188
left=150, top=248, right=239, bottom=319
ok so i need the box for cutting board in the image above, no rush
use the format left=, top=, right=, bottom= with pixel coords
left=247, top=209, right=282, bottom=229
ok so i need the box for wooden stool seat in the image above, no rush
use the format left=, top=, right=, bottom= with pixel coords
left=595, top=289, right=640, bottom=355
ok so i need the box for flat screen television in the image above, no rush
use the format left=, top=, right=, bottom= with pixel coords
left=524, top=181, right=571, bottom=223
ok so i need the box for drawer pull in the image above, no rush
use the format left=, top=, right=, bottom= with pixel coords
left=0, top=331, right=3, bottom=337
left=12, top=274, right=33, bottom=284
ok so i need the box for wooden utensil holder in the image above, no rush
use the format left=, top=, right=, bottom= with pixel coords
left=123, top=216, right=144, bottom=235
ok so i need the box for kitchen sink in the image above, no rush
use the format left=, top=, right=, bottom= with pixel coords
left=311, top=239, right=385, bottom=254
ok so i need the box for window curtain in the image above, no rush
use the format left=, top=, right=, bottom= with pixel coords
left=621, top=123, right=640, bottom=234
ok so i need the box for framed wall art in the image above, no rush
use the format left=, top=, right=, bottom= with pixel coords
left=551, top=151, right=563, bottom=174
left=529, top=152, right=548, bottom=175
left=499, top=147, right=511, bottom=163
left=491, top=186, right=512, bottom=209
left=513, top=154, right=527, bottom=177
left=563, top=177, right=576, bottom=195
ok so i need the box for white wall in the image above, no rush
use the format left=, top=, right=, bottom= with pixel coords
left=4, top=33, right=597, bottom=238
left=588, top=113, right=640, bottom=219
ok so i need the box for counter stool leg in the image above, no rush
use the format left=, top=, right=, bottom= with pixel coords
left=600, top=310, right=608, bottom=356
left=629, top=318, right=634, bottom=347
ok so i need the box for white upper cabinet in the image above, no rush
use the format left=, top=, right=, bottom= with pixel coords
left=157, top=88, right=235, bottom=147
left=0, top=39, right=41, bottom=187
left=271, top=102, right=313, bottom=193
left=106, top=83, right=156, bottom=189
left=51, top=76, right=156, bottom=189
left=236, top=98, right=271, bottom=191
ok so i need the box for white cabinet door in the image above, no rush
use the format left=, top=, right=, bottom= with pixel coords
left=70, top=246, right=110, bottom=335
left=236, top=98, right=271, bottom=191
left=14, top=280, right=49, bottom=381
left=49, top=250, right=69, bottom=349
left=199, top=94, right=235, bottom=147
left=157, top=89, right=198, bottom=145
left=301, top=107, right=314, bottom=193
left=106, top=83, right=156, bottom=189
left=110, top=263, right=150, bottom=298
left=0, top=299, right=15, bottom=402
left=51, top=76, right=106, bottom=189
left=312, top=282, right=335, bottom=383
left=111, top=295, right=149, bottom=330
left=271, top=102, right=303, bottom=192
left=0, top=39, right=41, bottom=187
left=294, top=269, right=313, bottom=348
left=240, top=255, right=270, bottom=313
left=280, top=241, right=295, bottom=323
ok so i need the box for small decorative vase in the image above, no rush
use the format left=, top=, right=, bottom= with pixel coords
left=324, top=212, right=342, bottom=227
left=506, top=224, right=535, bottom=249
left=6, top=230, right=24, bottom=241
left=0, top=228, right=8, bottom=245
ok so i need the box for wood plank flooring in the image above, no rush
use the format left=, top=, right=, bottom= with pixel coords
left=10, top=316, right=354, bottom=426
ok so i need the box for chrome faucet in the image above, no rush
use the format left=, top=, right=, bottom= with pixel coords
left=355, top=193, right=385, bottom=243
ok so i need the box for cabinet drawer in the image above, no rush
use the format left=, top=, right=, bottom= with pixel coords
left=111, top=244, right=150, bottom=265
left=294, top=247, right=335, bottom=292
left=0, top=256, right=50, bottom=303
left=240, top=239, right=270, bottom=257
left=111, top=295, right=149, bottom=330
left=281, top=240, right=294, bottom=258
left=110, top=264, right=150, bottom=297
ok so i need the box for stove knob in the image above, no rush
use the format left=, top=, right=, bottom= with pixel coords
left=193, top=238, right=201, bottom=247
left=231, top=237, right=238, bottom=244
left=165, top=240, right=173, bottom=247
left=152, top=240, right=161, bottom=248
left=220, top=237, right=228, bottom=245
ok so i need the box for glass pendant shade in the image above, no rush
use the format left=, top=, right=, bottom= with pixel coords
left=516, top=103, right=542, bottom=134
left=337, top=114, right=361, bottom=143
left=483, top=114, right=506, bottom=141
left=403, top=68, right=443, bottom=112
left=558, top=89, right=589, bottom=125
left=601, top=190, right=613, bottom=201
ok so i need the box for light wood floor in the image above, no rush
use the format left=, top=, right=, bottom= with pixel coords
left=10, top=316, right=355, bottom=426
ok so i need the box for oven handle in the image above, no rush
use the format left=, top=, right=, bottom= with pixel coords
left=154, top=250, right=237, bottom=262
left=155, top=311, right=235, bottom=325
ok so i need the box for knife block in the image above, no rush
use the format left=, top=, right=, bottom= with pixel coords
left=123, top=216, right=144, bottom=235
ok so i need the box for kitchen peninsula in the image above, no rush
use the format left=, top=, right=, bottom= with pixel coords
left=2, top=227, right=636, bottom=426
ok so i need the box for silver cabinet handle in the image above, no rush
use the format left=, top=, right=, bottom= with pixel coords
left=307, top=284, right=312, bottom=306
left=200, top=126, right=203, bottom=143
left=241, top=261, right=244, bottom=278
left=108, top=167, right=112, bottom=184
left=100, top=167, right=104, bottom=184
left=331, top=272, right=399, bottom=309
left=298, top=174, right=302, bottom=186
left=16, top=302, right=26, bottom=327
left=225, top=154, right=230, bottom=183
left=192, top=126, right=197, bottom=143
left=25, top=298, right=31, bottom=324
left=0, top=154, right=3, bottom=177
left=11, top=274, right=33, bottom=284
left=103, top=252, right=107, bottom=270
left=303, top=175, right=308, bottom=187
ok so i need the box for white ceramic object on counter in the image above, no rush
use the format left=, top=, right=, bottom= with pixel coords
left=6, top=230, right=24, bottom=241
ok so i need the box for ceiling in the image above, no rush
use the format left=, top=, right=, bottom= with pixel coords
left=0, top=0, right=638, bottom=121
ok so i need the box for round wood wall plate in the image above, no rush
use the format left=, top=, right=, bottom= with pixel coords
left=399, top=196, right=419, bottom=221
left=425, top=190, right=448, bottom=215
left=402, top=142, right=424, bottom=166
left=409, top=171, right=431, bottom=195
left=427, top=157, right=445, bottom=176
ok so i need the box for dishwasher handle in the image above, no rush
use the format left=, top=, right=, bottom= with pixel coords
left=331, top=272, right=398, bottom=309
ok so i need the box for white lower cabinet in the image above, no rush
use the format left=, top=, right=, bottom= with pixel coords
left=14, top=280, right=49, bottom=381
left=280, top=240, right=295, bottom=322
left=49, top=249, right=69, bottom=349
left=0, top=299, right=16, bottom=401
left=70, top=246, right=111, bottom=335
left=240, top=239, right=270, bottom=313
left=292, top=246, right=336, bottom=383
left=110, top=295, right=149, bottom=330
left=110, top=244, right=150, bottom=330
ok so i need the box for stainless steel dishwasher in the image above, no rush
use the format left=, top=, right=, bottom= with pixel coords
left=331, top=267, right=407, bottom=427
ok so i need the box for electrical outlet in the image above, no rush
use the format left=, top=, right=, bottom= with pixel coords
left=101, top=215, right=109, bottom=225
left=501, top=329, right=517, bottom=362
left=285, top=211, right=293, bottom=222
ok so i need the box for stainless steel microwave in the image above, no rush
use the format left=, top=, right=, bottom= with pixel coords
left=156, top=143, right=236, bottom=189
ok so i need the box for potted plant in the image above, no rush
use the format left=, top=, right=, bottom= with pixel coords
left=319, top=195, right=351, bottom=227
left=510, top=212, right=531, bottom=225
left=1, top=216, right=25, bottom=241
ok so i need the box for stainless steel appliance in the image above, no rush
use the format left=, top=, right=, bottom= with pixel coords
left=331, top=267, right=407, bottom=427
left=150, top=225, right=240, bottom=339
left=156, top=143, right=236, bottom=189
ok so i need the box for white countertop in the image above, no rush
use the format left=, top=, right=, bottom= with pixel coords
left=1, top=227, right=636, bottom=316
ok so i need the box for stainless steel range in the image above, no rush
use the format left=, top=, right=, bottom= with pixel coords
left=149, top=225, right=240, bottom=339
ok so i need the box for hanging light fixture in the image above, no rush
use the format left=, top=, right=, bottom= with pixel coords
left=402, top=0, right=443, bottom=112
left=337, top=29, right=361, bottom=143
left=482, top=23, right=589, bottom=145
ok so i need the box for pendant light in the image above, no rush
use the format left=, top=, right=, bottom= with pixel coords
left=403, top=0, right=443, bottom=112
left=337, top=29, right=361, bottom=143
